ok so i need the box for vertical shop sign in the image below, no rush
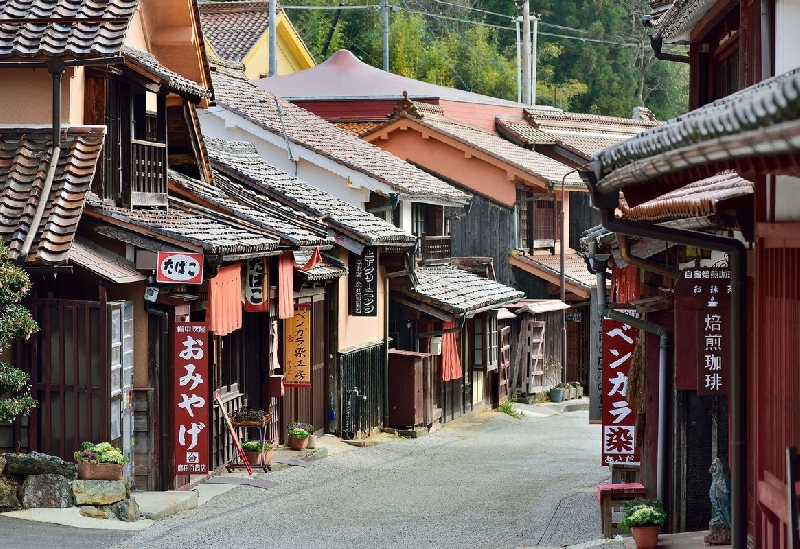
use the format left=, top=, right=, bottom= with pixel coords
left=674, top=267, right=731, bottom=396
left=243, top=257, right=270, bottom=312
left=349, top=246, right=378, bottom=316
left=284, top=303, right=312, bottom=388
left=601, top=317, right=639, bottom=465
left=174, top=323, right=209, bottom=474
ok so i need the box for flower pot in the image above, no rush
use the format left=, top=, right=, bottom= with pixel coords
left=287, top=435, right=309, bottom=451
left=566, top=387, right=576, bottom=400
left=262, top=449, right=273, bottom=464
left=307, top=434, right=317, bottom=449
left=577, top=386, right=584, bottom=398
left=244, top=450, right=262, bottom=465
left=630, top=525, right=660, bottom=549
left=76, top=461, right=123, bottom=481
left=549, top=387, right=564, bottom=403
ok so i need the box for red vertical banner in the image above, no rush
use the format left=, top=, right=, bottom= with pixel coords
left=242, top=257, right=270, bottom=312
left=174, top=323, right=209, bottom=474
left=601, top=317, right=639, bottom=465
left=284, top=303, right=312, bottom=388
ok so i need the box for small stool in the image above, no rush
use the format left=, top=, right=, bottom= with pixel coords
left=598, top=482, right=646, bottom=538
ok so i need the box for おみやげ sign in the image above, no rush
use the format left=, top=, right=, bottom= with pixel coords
left=174, top=323, right=209, bottom=474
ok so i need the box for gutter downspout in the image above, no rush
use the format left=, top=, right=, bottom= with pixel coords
left=589, top=237, right=671, bottom=503
left=598, top=209, right=747, bottom=549
left=617, top=234, right=680, bottom=280
left=761, top=0, right=773, bottom=80
left=650, top=36, right=690, bottom=63
left=19, top=62, right=64, bottom=264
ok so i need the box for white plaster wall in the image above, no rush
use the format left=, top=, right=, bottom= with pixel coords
left=197, top=108, right=375, bottom=207
left=775, top=0, right=800, bottom=73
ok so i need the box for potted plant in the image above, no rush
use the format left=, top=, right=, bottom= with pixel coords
left=73, top=441, right=129, bottom=480
left=549, top=385, right=564, bottom=403
left=287, top=421, right=312, bottom=450
left=572, top=381, right=584, bottom=398
left=621, top=498, right=666, bottom=549
left=241, top=440, right=272, bottom=465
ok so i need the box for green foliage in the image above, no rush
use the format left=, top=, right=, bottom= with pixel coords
left=0, top=245, right=38, bottom=423
left=288, top=421, right=312, bottom=439
left=241, top=440, right=272, bottom=452
left=280, top=0, right=688, bottom=119
left=74, top=441, right=130, bottom=465
left=495, top=399, right=524, bottom=419
left=620, top=498, right=666, bottom=531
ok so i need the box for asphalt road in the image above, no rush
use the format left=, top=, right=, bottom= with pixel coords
left=1, top=403, right=624, bottom=549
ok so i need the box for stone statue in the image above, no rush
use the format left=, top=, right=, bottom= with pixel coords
left=704, top=457, right=732, bottom=545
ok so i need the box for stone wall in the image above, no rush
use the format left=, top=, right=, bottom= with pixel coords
left=0, top=452, right=140, bottom=521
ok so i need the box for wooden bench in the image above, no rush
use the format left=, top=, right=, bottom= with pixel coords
left=598, top=482, right=646, bottom=538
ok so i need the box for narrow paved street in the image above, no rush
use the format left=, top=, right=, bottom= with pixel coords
left=110, top=403, right=620, bottom=549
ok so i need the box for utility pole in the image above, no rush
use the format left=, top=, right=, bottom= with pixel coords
left=531, top=13, right=540, bottom=105
left=515, top=16, right=522, bottom=103
left=522, top=1, right=531, bottom=105
left=382, top=0, right=390, bottom=72
left=268, top=0, right=277, bottom=76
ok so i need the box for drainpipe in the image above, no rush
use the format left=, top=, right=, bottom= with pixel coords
left=597, top=208, right=747, bottom=549
left=19, top=62, right=64, bottom=264
left=761, top=0, right=773, bottom=80
left=650, top=36, right=689, bottom=64
left=617, top=234, right=680, bottom=280
left=589, top=237, right=670, bottom=503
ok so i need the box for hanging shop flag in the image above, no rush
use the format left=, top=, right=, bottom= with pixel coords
left=284, top=303, right=312, bottom=388
left=601, top=317, right=639, bottom=466
left=173, top=323, right=209, bottom=474
left=349, top=246, right=378, bottom=316
left=157, top=252, right=203, bottom=284
left=243, top=257, right=270, bottom=312
left=674, top=267, right=731, bottom=396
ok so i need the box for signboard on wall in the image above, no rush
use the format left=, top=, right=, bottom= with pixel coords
left=601, top=317, right=639, bottom=465
left=174, top=323, right=209, bottom=474
left=674, top=267, right=731, bottom=396
left=284, top=303, right=312, bottom=388
left=242, top=257, right=269, bottom=312
left=157, top=252, right=203, bottom=284
left=349, top=246, right=378, bottom=316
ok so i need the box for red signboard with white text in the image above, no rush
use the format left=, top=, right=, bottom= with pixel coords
left=601, top=317, right=639, bottom=466
left=174, top=323, right=209, bottom=474
left=157, top=252, right=203, bottom=284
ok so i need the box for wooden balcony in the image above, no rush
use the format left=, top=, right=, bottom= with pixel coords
left=130, top=139, right=168, bottom=207
left=420, top=235, right=451, bottom=265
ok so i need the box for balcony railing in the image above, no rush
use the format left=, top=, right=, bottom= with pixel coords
left=420, top=235, right=451, bottom=264
left=130, top=139, right=167, bottom=207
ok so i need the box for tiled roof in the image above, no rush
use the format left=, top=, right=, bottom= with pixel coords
left=510, top=250, right=598, bottom=292
left=0, top=0, right=138, bottom=59
left=334, top=120, right=383, bottom=137
left=85, top=194, right=280, bottom=256
left=205, top=137, right=417, bottom=246
left=496, top=108, right=660, bottom=160
left=208, top=61, right=471, bottom=205
left=644, top=0, right=717, bottom=42
left=586, top=66, right=800, bottom=201
left=68, top=236, right=145, bottom=283
left=621, top=172, right=753, bottom=223
left=401, top=264, right=524, bottom=315
left=374, top=112, right=583, bottom=189
left=293, top=249, right=346, bottom=281
left=121, top=45, right=211, bottom=103
left=169, top=168, right=329, bottom=248
left=198, top=0, right=274, bottom=63
left=0, top=126, right=105, bottom=265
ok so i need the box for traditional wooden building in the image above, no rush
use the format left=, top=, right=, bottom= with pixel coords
left=581, top=0, right=800, bottom=546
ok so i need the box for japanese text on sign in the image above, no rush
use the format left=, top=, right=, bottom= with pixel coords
left=157, top=252, right=203, bottom=284
left=243, top=257, right=269, bottom=312
left=284, top=304, right=312, bottom=388
left=349, top=247, right=378, bottom=317
left=174, top=323, right=209, bottom=474
left=601, top=318, right=639, bottom=466
left=675, top=267, right=731, bottom=396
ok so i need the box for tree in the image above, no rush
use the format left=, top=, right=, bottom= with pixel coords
left=0, top=245, right=38, bottom=423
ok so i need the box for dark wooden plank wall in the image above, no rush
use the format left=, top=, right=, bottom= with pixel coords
left=449, top=195, right=516, bottom=287
left=569, top=192, right=601, bottom=252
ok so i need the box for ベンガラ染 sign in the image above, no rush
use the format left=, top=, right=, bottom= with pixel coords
left=601, top=317, right=639, bottom=465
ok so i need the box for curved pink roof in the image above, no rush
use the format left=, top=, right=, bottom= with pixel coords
left=253, top=49, right=522, bottom=107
